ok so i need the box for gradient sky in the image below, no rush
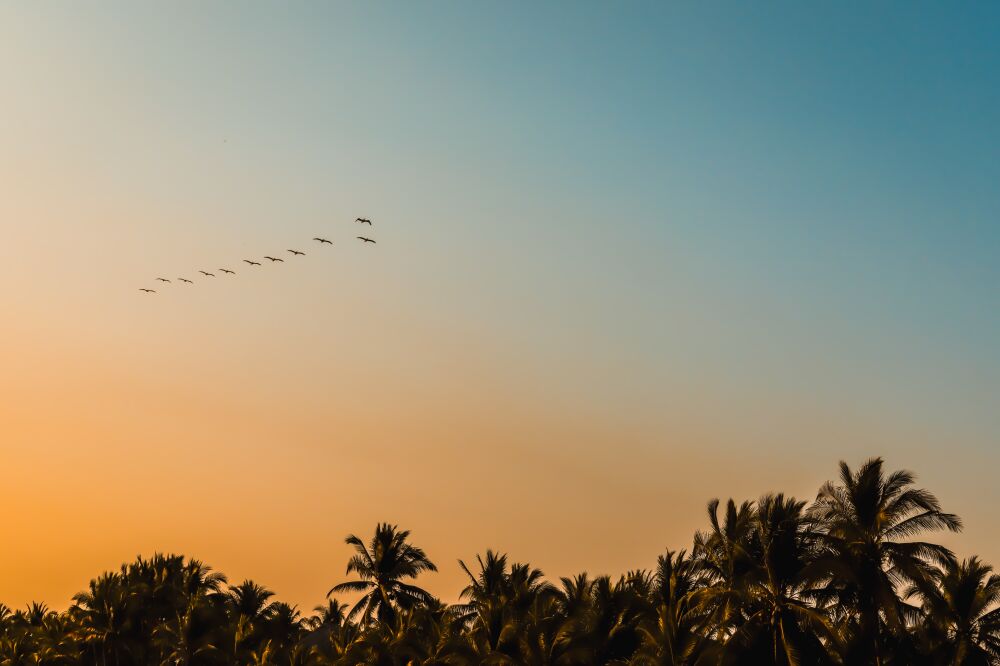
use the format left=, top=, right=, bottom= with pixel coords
left=1, top=2, right=998, bottom=611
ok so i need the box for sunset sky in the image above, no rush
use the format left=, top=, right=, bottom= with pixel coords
left=2, top=3, right=998, bottom=611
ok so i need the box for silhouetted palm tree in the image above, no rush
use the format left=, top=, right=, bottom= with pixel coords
left=71, top=573, right=130, bottom=666
left=329, top=523, right=438, bottom=626
left=719, top=494, right=840, bottom=665
left=907, top=556, right=1000, bottom=665
left=811, top=457, right=962, bottom=665
left=635, top=550, right=713, bottom=665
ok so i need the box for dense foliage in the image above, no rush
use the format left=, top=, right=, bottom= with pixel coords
left=4, top=458, right=999, bottom=665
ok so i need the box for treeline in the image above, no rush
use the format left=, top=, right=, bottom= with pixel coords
left=2, top=457, right=998, bottom=665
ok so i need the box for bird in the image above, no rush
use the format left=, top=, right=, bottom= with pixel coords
left=178, top=278, right=193, bottom=283
left=220, top=269, right=235, bottom=274
left=243, top=260, right=261, bottom=266
left=356, top=217, right=372, bottom=225
left=199, top=271, right=215, bottom=277
left=264, top=256, right=284, bottom=262
left=313, top=237, right=332, bottom=244
left=287, top=249, right=305, bottom=256
left=155, top=278, right=171, bottom=283
left=139, top=288, right=156, bottom=293
left=357, top=236, right=376, bottom=244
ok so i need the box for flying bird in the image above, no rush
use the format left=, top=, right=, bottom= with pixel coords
left=313, top=237, right=332, bottom=244
left=155, top=278, right=171, bottom=283
left=178, top=278, right=193, bottom=283
left=287, top=249, right=305, bottom=256
left=219, top=269, right=235, bottom=274
left=264, top=256, right=284, bottom=262
left=199, top=271, right=215, bottom=277
left=139, top=288, right=156, bottom=293
left=357, top=236, right=376, bottom=244
left=243, top=260, right=261, bottom=266
left=356, top=217, right=372, bottom=225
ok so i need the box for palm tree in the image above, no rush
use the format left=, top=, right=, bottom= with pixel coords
left=693, top=498, right=757, bottom=638
left=455, top=552, right=559, bottom=663
left=907, top=556, right=1000, bottom=665
left=454, top=550, right=514, bottom=651
left=228, top=580, right=275, bottom=623
left=152, top=559, right=228, bottom=665
left=810, top=457, right=962, bottom=665
left=720, top=494, right=841, bottom=665
left=228, top=580, right=276, bottom=656
left=70, top=573, right=131, bottom=666
left=306, top=599, right=348, bottom=632
left=329, top=523, right=438, bottom=626
left=260, top=602, right=302, bottom=662
left=634, top=550, right=713, bottom=665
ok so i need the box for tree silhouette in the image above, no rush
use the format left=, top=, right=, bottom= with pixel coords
left=0, top=457, right=994, bottom=666
left=328, top=523, right=438, bottom=626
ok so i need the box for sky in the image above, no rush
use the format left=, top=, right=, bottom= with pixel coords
left=1, top=2, right=998, bottom=611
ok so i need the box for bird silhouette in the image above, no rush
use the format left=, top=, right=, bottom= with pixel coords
left=287, top=250, right=305, bottom=256
left=155, top=278, right=171, bottom=283
left=357, top=236, right=376, bottom=244
left=264, top=256, right=284, bottom=262
left=178, top=278, right=194, bottom=283
left=199, top=271, right=216, bottom=277
left=139, top=288, right=156, bottom=293
left=313, top=238, right=332, bottom=244
left=356, top=217, right=372, bottom=225
left=243, top=260, right=262, bottom=266
left=219, top=269, right=235, bottom=274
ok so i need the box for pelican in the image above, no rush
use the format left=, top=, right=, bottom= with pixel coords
left=357, top=236, right=376, bottom=243
left=313, top=237, right=332, bottom=244
left=155, top=278, right=171, bottom=283
left=220, top=269, right=235, bottom=274
left=199, top=271, right=215, bottom=277
left=178, top=278, right=193, bottom=283
left=264, top=256, right=284, bottom=262
left=287, top=249, right=305, bottom=256
left=139, top=288, right=156, bottom=293
left=356, top=217, right=372, bottom=225
left=243, top=260, right=261, bottom=266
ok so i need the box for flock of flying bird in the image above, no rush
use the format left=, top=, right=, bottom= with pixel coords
left=138, top=217, right=376, bottom=293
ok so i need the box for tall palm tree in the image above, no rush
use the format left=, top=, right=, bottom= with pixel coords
left=907, top=556, right=1000, bottom=665
left=228, top=580, right=275, bottom=623
left=634, top=550, right=712, bottom=666
left=227, top=580, right=276, bottom=661
left=152, top=559, right=228, bottom=666
left=810, top=457, right=962, bottom=665
left=329, top=523, right=438, bottom=626
left=581, top=574, right=647, bottom=663
left=454, top=550, right=515, bottom=650
left=456, top=552, right=558, bottom=663
left=693, top=498, right=757, bottom=638
left=71, top=573, right=131, bottom=666
left=721, top=494, right=840, bottom=665
left=260, top=602, right=302, bottom=661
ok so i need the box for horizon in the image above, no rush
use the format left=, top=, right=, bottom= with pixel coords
left=2, top=2, right=999, bottom=618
